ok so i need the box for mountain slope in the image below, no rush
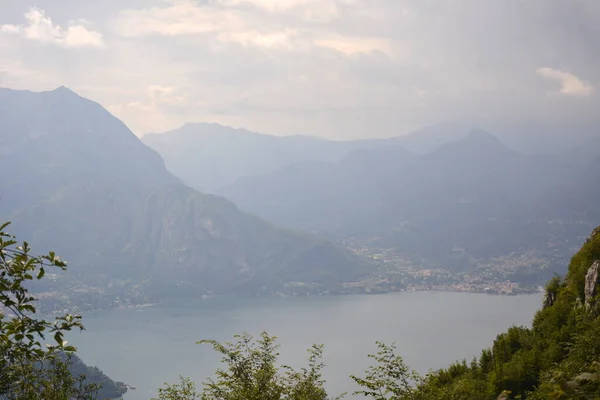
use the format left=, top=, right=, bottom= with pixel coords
left=219, top=128, right=599, bottom=278
left=68, top=354, right=128, bottom=399
left=218, top=144, right=417, bottom=234
left=0, top=87, right=371, bottom=300
left=415, top=226, right=600, bottom=398
left=141, top=122, right=471, bottom=194
left=142, top=123, right=364, bottom=193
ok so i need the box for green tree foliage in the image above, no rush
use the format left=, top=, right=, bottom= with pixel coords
left=2, top=355, right=102, bottom=400
left=0, top=222, right=106, bottom=400
left=154, top=332, right=339, bottom=400
left=350, top=342, right=423, bottom=400
left=404, top=226, right=600, bottom=399
left=153, top=376, right=199, bottom=400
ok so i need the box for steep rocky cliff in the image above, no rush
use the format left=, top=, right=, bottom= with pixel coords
left=585, top=260, right=599, bottom=307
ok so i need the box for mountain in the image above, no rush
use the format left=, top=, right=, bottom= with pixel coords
left=219, top=128, right=600, bottom=278
left=141, top=122, right=471, bottom=194
left=0, top=86, right=175, bottom=212
left=537, top=154, right=600, bottom=225
left=68, top=354, right=128, bottom=399
left=367, top=122, right=472, bottom=153
left=371, top=130, right=581, bottom=262
left=218, top=130, right=522, bottom=234
left=142, top=123, right=361, bottom=193
left=216, top=143, right=417, bottom=234
left=0, top=87, right=371, bottom=301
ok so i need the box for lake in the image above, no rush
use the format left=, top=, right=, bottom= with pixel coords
left=70, top=291, right=543, bottom=399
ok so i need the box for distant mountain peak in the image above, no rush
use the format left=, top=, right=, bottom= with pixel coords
left=168, top=122, right=258, bottom=138
left=180, top=122, right=219, bottom=130
left=47, top=86, right=84, bottom=103
left=51, top=85, right=78, bottom=95
left=465, top=128, right=500, bottom=142
left=428, top=128, right=516, bottom=161
left=0, top=86, right=79, bottom=100
left=457, top=129, right=512, bottom=151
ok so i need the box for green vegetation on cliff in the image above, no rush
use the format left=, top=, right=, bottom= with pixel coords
left=407, top=226, right=600, bottom=399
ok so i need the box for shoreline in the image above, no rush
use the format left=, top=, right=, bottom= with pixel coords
left=37, top=284, right=543, bottom=317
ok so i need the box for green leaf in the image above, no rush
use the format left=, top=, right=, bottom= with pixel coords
left=0, top=221, right=11, bottom=232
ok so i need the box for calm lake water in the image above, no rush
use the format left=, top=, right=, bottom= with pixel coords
left=70, top=292, right=543, bottom=399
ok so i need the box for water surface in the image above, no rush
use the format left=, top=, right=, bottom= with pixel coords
left=71, top=292, right=542, bottom=399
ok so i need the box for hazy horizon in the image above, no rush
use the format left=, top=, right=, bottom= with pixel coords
left=1, top=85, right=470, bottom=143
left=1, top=0, right=599, bottom=143
left=2, top=2, right=600, bottom=398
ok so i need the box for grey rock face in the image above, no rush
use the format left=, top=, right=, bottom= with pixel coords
left=589, top=227, right=600, bottom=243
left=584, top=260, right=600, bottom=307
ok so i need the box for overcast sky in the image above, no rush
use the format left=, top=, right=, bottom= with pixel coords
left=1, top=0, right=599, bottom=140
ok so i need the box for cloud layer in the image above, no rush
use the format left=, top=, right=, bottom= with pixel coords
left=1, top=7, right=104, bottom=48
left=1, top=0, right=599, bottom=143
left=537, top=68, right=594, bottom=96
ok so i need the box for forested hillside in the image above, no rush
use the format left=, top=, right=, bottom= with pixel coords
left=409, top=226, right=600, bottom=399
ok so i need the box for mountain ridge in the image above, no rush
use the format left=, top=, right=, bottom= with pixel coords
left=141, top=121, right=473, bottom=194
left=0, top=86, right=372, bottom=303
left=211, top=127, right=599, bottom=281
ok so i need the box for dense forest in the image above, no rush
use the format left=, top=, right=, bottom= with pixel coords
left=2, top=223, right=600, bottom=399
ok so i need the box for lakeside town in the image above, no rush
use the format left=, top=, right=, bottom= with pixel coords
left=19, top=247, right=543, bottom=317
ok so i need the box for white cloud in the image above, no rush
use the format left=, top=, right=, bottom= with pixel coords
left=221, top=0, right=327, bottom=12
left=0, top=7, right=104, bottom=48
left=147, top=85, right=187, bottom=105
left=112, top=0, right=387, bottom=56
left=113, top=1, right=300, bottom=49
left=315, top=34, right=392, bottom=56
left=110, top=85, right=187, bottom=114
left=107, top=85, right=188, bottom=134
left=219, top=0, right=343, bottom=21
left=75, top=84, right=139, bottom=96
left=113, top=2, right=243, bottom=37
left=124, top=101, right=154, bottom=112
left=0, top=60, right=50, bottom=88
left=108, top=102, right=169, bottom=133
left=537, top=67, right=594, bottom=96
left=60, top=25, right=105, bottom=48
left=218, top=29, right=298, bottom=49
left=5, top=0, right=600, bottom=141
left=0, top=25, right=21, bottom=34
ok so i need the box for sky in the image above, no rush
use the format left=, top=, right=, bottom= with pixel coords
left=0, top=0, right=599, bottom=141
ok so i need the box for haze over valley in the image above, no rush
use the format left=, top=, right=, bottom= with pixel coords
left=145, top=122, right=600, bottom=292
left=2, top=1, right=600, bottom=399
